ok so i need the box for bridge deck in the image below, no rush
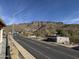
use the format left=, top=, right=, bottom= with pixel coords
left=13, top=34, right=79, bottom=59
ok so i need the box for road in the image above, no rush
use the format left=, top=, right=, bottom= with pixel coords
left=13, top=34, right=79, bottom=59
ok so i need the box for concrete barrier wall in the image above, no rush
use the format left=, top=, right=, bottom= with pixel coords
left=9, top=35, right=36, bottom=59
left=0, top=29, right=6, bottom=59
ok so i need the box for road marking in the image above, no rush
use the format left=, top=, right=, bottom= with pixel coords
left=14, top=35, right=79, bottom=59
left=10, top=35, right=36, bottom=59
left=24, top=39, right=79, bottom=59
left=31, top=40, right=79, bottom=59
left=18, top=39, right=52, bottom=59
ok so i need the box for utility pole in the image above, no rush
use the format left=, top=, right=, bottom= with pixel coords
left=12, top=24, right=15, bottom=34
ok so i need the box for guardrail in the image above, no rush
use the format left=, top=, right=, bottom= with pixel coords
left=8, top=34, right=36, bottom=59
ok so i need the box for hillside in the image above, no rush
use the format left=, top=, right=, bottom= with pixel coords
left=4, top=21, right=79, bottom=43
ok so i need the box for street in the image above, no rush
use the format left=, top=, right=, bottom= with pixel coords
left=13, top=34, right=79, bottom=59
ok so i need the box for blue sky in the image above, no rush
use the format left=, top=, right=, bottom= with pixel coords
left=0, top=0, right=79, bottom=24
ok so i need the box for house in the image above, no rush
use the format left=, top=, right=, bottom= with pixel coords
left=0, top=21, right=5, bottom=29
left=0, top=20, right=6, bottom=43
left=46, top=36, right=70, bottom=45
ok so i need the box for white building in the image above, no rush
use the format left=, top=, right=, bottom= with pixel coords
left=57, top=36, right=70, bottom=45
left=0, top=20, right=6, bottom=59
left=47, top=36, right=70, bottom=45
left=0, top=29, right=3, bottom=43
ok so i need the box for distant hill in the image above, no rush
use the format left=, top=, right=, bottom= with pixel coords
left=4, top=21, right=79, bottom=43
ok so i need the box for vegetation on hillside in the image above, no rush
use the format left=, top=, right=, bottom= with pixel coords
left=4, top=21, right=79, bottom=43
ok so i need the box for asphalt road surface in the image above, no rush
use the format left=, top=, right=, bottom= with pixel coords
left=13, top=34, right=79, bottom=59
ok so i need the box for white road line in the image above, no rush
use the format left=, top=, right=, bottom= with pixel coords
left=10, top=35, right=36, bottom=59
left=18, top=39, right=52, bottom=59
left=25, top=39, right=79, bottom=59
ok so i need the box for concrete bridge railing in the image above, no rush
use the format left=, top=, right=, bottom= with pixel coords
left=8, top=34, right=36, bottom=59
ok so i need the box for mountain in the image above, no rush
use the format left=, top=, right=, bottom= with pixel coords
left=4, top=21, right=79, bottom=43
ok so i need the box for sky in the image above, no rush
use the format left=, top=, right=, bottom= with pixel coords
left=0, top=0, right=79, bottom=25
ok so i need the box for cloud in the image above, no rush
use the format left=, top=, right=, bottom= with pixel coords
left=63, top=18, right=79, bottom=24
left=6, top=18, right=18, bottom=25
left=1, top=16, right=17, bottom=25
left=63, top=10, right=79, bottom=24
left=12, top=7, right=26, bottom=17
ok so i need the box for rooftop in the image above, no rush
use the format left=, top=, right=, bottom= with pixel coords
left=0, top=20, right=6, bottom=29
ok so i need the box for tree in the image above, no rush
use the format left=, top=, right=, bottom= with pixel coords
left=56, top=29, right=69, bottom=36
